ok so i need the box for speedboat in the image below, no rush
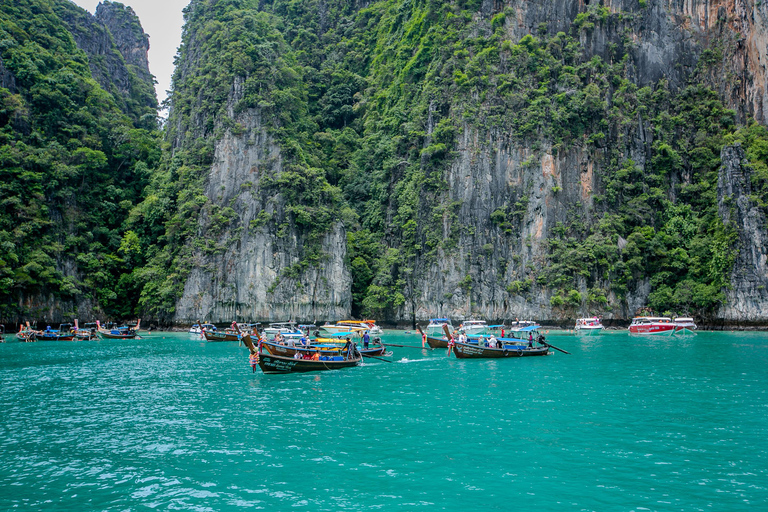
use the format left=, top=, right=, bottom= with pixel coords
left=263, top=322, right=305, bottom=342
left=628, top=317, right=674, bottom=335
left=508, top=320, right=541, bottom=332
left=575, top=317, right=604, bottom=335
left=317, top=320, right=371, bottom=335
left=459, top=320, right=489, bottom=337
left=673, top=317, right=697, bottom=335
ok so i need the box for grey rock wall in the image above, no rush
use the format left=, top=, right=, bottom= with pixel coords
left=717, top=144, right=768, bottom=324
left=173, top=83, right=351, bottom=324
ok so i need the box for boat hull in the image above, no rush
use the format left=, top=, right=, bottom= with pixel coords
left=257, top=352, right=361, bottom=374
left=98, top=332, right=138, bottom=339
left=628, top=325, right=675, bottom=335
left=575, top=326, right=604, bottom=335
left=203, top=331, right=239, bottom=342
left=426, top=336, right=449, bottom=349
left=38, top=334, right=75, bottom=341
left=453, top=341, right=549, bottom=358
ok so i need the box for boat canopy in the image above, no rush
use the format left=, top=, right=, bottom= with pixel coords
left=488, top=324, right=504, bottom=328
left=429, top=318, right=450, bottom=323
left=515, top=325, right=540, bottom=332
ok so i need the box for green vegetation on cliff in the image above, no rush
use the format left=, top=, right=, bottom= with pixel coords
left=0, top=0, right=160, bottom=320
left=5, top=0, right=768, bottom=323
left=133, top=0, right=768, bottom=321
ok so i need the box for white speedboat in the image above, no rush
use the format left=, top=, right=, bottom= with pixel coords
left=574, top=317, right=604, bottom=335
left=189, top=323, right=216, bottom=334
left=459, top=320, right=489, bottom=337
left=508, top=320, right=541, bottom=332
left=673, top=317, right=697, bottom=335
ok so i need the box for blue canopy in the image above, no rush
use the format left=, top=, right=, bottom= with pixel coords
left=429, top=318, right=450, bottom=322
left=516, top=325, right=540, bottom=332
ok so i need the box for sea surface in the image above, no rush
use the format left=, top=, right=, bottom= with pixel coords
left=1, top=329, right=767, bottom=511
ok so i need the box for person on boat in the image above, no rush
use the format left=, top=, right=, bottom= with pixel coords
left=447, top=335, right=454, bottom=356
left=293, top=351, right=302, bottom=359
left=300, top=335, right=308, bottom=346
left=458, top=332, right=467, bottom=344
left=311, top=352, right=319, bottom=361
left=362, top=332, right=370, bottom=349
left=488, top=334, right=497, bottom=348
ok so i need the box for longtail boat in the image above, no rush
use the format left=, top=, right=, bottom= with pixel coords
left=203, top=329, right=240, bottom=342
left=261, top=339, right=388, bottom=358
left=257, top=351, right=362, bottom=374
left=97, top=319, right=141, bottom=339
left=17, top=323, right=38, bottom=342
left=243, top=326, right=363, bottom=374
left=452, top=340, right=550, bottom=358
left=38, top=323, right=75, bottom=341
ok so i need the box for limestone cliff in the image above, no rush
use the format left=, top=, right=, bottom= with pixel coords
left=156, top=0, right=768, bottom=326
left=173, top=98, right=352, bottom=323
left=55, top=0, right=157, bottom=124
left=716, top=144, right=768, bottom=325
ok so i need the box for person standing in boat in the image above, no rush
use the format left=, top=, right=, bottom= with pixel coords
left=362, top=331, right=370, bottom=349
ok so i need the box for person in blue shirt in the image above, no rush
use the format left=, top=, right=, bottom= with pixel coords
left=362, top=332, right=370, bottom=349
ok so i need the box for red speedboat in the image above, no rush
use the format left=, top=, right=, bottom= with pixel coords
left=628, top=317, right=675, bottom=335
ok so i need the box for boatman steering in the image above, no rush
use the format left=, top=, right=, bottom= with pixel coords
left=363, top=331, right=370, bottom=349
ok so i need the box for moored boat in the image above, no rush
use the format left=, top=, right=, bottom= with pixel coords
left=257, top=351, right=362, bottom=374
left=38, top=323, right=75, bottom=341
left=263, top=322, right=305, bottom=342
left=452, top=339, right=550, bottom=358
left=628, top=316, right=675, bottom=335
left=508, top=320, right=541, bottom=332
left=261, top=337, right=387, bottom=358
left=190, top=323, right=217, bottom=335
left=458, top=319, right=489, bottom=337
left=574, top=317, right=604, bottom=335
left=97, top=319, right=141, bottom=339
left=673, top=317, right=697, bottom=335
left=317, top=320, right=370, bottom=336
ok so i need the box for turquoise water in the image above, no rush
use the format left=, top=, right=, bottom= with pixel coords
left=1, top=330, right=767, bottom=511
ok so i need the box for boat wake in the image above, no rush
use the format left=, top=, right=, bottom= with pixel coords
left=397, top=358, right=431, bottom=363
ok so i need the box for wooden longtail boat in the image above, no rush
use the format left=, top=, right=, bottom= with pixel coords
left=38, top=323, right=75, bottom=341
left=261, top=340, right=387, bottom=358
left=452, top=340, right=550, bottom=358
left=203, top=330, right=240, bottom=342
left=97, top=319, right=141, bottom=339
left=257, top=351, right=362, bottom=374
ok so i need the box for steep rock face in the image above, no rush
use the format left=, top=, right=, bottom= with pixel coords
left=717, top=145, right=768, bottom=324
left=56, top=0, right=157, bottom=117
left=403, top=0, right=768, bottom=324
left=173, top=88, right=352, bottom=324
left=95, top=2, right=152, bottom=76
left=165, top=0, right=768, bottom=326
